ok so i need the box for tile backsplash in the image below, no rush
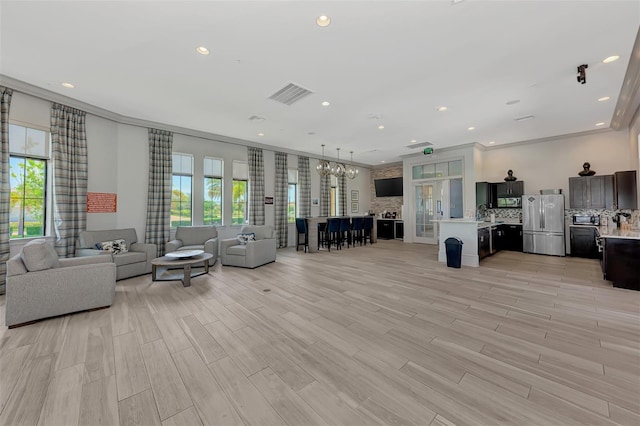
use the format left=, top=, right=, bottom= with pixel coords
left=485, top=208, right=640, bottom=225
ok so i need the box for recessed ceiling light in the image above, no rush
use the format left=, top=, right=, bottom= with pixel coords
left=378, top=125, right=385, bottom=130
left=437, top=106, right=448, bottom=112
left=595, top=122, right=605, bottom=126
left=321, top=101, right=330, bottom=107
left=488, top=141, right=495, bottom=145
left=61, top=82, right=75, bottom=89
left=381, top=160, right=386, bottom=163
left=195, top=46, right=210, bottom=55
left=316, top=15, right=331, bottom=27
left=597, top=96, right=610, bottom=102
left=467, top=126, right=475, bottom=131
left=258, top=132, right=265, bottom=136
left=602, top=55, right=619, bottom=64
left=410, top=139, right=417, bottom=144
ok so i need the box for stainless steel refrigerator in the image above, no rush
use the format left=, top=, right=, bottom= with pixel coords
left=523, top=194, right=565, bottom=256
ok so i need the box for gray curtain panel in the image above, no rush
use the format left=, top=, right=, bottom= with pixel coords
left=320, top=174, right=330, bottom=217
left=248, top=147, right=265, bottom=225
left=51, top=103, right=88, bottom=258
left=274, top=152, right=288, bottom=248
left=146, top=129, right=173, bottom=257
left=298, top=156, right=311, bottom=217
left=338, top=175, right=347, bottom=216
left=0, top=86, right=13, bottom=294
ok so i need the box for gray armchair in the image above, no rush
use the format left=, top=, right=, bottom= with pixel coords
left=6, top=239, right=116, bottom=328
left=221, top=225, right=277, bottom=268
left=166, top=226, right=218, bottom=266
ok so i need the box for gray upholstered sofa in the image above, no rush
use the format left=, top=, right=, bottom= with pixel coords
left=76, top=228, right=156, bottom=280
left=220, top=225, right=277, bottom=268
left=6, top=239, right=116, bottom=328
left=166, top=225, right=218, bottom=266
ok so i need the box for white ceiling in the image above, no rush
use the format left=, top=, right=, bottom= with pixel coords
left=1, top=1, right=639, bottom=165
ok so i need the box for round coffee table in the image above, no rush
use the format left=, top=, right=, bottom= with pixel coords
left=151, top=251, right=214, bottom=287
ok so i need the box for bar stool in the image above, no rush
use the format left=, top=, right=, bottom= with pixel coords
left=326, top=218, right=341, bottom=251
left=339, top=217, right=351, bottom=248
left=363, top=216, right=374, bottom=245
left=295, top=218, right=309, bottom=253
left=351, top=216, right=364, bottom=246
left=317, top=221, right=327, bottom=250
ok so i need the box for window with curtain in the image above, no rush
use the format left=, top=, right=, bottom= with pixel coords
left=172, top=153, right=192, bottom=227
left=8, top=124, right=49, bottom=239
left=233, top=160, right=248, bottom=225
left=288, top=169, right=297, bottom=223
left=204, top=156, right=223, bottom=226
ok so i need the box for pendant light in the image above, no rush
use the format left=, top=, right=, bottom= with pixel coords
left=316, top=144, right=331, bottom=176
left=346, top=151, right=359, bottom=180
left=332, top=147, right=346, bottom=178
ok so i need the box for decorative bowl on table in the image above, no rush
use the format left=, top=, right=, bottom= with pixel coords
left=165, top=250, right=204, bottom=259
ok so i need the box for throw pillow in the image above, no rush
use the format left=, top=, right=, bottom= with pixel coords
left=100, top=239, right=128, bottom=254
left=20, top=239, right=61, bottom=272
left=236, top=233, right=256, bottom=245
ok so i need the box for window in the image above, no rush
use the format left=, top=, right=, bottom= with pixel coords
left=204, top=157, right=223, bottom=225
left=232, top=161, right=248, bottom=225
left=412, top=160, right=463, bottom=179
left=9, top=124, right=49, bottom=239
left=172, top=153, right=193, bottom=227
left=288, top=169, right=297, bottom=223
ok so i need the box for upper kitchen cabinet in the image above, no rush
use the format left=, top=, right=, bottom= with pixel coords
left=495, top=181, right=524, bottom=197
left=569, top=175, right=614, bottom=209
left=614, top=171, right=638, bottom=209
left=476, top=182, right=496, bottom=208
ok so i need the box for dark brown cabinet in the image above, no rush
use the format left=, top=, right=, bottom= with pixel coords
left=603, top=237, right=640, bottom=291
left=478, top=227, right=490, bottom=259
left=502, top=224, right=523, bottom=252
left=614, top=170, right=638, bottom=209
left=476, top=182, right=496, bottom=208
left=570, top=226, right=599, bottom=259
left=495, top=181, right=524, bottom=197
left=569, top=175, right=614, bottom=209
left=377, top=219, right=394, bottom=240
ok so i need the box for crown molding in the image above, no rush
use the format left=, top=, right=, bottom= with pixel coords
left=611, top=27, right=640, bottom=131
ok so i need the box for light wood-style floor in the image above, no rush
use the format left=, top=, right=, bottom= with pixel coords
left=1, top=240, right=639, bottom=426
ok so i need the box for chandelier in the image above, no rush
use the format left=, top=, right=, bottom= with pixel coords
left=346, top=151, right=359, bottom=180
left=316, top=144, right=331, bottom=176
left=331, top=148, right=346, bottom=178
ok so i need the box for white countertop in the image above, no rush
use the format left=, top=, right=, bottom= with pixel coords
left=435, top=218, right=522, bottom=228
left=599, top=227, right=640, bottom=240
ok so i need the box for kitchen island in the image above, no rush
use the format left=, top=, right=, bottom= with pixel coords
left=437, top=218, right=524, bottom=267
left=600, top=227, right=640, bottom=291
left=436, top=219, right=483, bottom=267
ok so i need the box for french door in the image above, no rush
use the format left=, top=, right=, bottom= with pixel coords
left=414, top=181, right=442, bottom=244
left=413, top=178, right=463, bottom=244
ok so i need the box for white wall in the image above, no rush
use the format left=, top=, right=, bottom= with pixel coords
left=85, top=115, right=118, bottom=231
left=481, top=129, right=632, bottom=198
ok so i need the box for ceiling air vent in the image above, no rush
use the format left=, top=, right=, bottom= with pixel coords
left=514, top=115, right=535, bottom=122
left=406, top=141, right=433, bottom=149
left=268, top=82, right=314, bottom=105
left=248, top=115, right=265, bottom=122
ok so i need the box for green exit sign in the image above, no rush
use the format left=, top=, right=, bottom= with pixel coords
left=423, top=147, right=434, bottom=155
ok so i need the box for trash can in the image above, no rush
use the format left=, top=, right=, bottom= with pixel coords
left=444, top=237, right=463, bottom=268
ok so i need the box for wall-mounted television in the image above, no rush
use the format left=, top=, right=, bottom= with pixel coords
left=374, top=177, right=403, bottom=197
